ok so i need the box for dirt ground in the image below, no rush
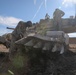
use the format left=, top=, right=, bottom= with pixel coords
left=0, top=44, right=76, bottom=75
left=0, top=44, right=76, bottom=53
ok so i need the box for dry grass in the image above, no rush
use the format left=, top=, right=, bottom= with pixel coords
left=69, top=44, right=76, bottom=53
left=69, top=44, right=76, bottom=49
left=0, top=44, right=9, bottom=52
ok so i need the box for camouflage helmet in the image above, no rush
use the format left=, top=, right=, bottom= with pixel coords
left=26, top=21, right=32, bottom=27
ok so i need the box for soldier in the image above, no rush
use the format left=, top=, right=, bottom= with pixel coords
left=53, top=8, right=65, bottom=30
left=9, top=21, right=32, bottom=58
left=45, top=13, right=50, bottom=20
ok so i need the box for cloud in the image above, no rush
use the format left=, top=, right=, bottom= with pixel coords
left=0, top=29, right=7, bottom=35
left=62, top=0, right=76, bottom=4
left=59, top=6, right=61, bottom=9
left=34, top=0, right=36, bottom=5
left=0, top=16, right=23, bottom=26
left=62, top=0, right=76, bottom=7
left=44, top=0, right=47, bottom=9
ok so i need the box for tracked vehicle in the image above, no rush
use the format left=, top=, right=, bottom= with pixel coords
left=1, top=10, right=76, bottom=75
left=13, top=19, right=76, bottom=75
left=14, top=15, right=76, bottom=54
left=15, top=29, right=69, bottom=54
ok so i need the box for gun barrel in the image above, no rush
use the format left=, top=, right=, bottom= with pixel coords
left=7, top=27, right=15, bottom=30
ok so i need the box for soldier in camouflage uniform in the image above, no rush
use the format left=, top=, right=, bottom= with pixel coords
left=0, top=33, right=12, bottom=48
left=53, top=8, right=65, bottom=30
left=9, top=21, right=32, bottom=58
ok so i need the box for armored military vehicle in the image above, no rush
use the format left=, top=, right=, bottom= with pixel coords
left=15, top=27, right=69, bottom=54
left=11, top=13, right=76, bottom=75
left=1, top=9, right=76, bottom=75
left=13, top=19, right=76, bottom=75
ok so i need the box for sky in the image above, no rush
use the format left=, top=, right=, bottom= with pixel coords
left=0, top=0, right=76, bottom=37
